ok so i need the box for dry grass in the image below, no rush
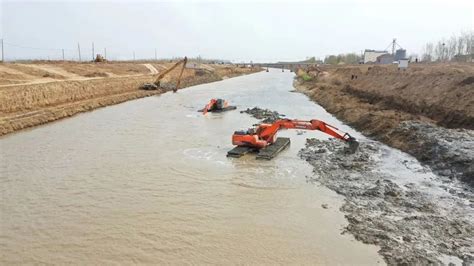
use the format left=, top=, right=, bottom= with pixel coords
left=5, top=64, right=65, bottom=79
left=0, top=75, right=155, bottom=114
left=59, top=62, right=149, bottom=76
left=296, top=62, right=474, bottom=130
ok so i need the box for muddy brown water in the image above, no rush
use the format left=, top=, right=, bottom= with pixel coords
left=1, top=69, right=383, bottom=264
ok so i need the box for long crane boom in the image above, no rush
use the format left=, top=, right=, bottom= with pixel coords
left=154, top=57, right=188, bottom=92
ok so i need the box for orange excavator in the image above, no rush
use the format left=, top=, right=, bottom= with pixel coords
left=199, top=98, right=237, bottom=115
left=140, top=57, right=188, bottom=92
left=227, top=118, right=359, bottom=159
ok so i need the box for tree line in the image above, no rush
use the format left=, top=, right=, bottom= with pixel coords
left=421, top=31, right=473, bottom=62
left=323, top=53, right=361, bottom=65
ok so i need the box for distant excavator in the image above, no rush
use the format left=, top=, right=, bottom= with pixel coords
left=227, top=119, right=359, bottom=159
left=199, top=98, right=237, bottom=115
left=140, top=57, right=188, bottom=92
left=94, top=54, right=106, bottom=62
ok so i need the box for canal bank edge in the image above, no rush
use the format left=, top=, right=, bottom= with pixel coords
left=293, top=79, right=473, bottom=188
left=0, top=67, right=262, bottom=136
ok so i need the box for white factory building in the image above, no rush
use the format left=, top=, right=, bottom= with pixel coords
left=363, top=49, right=389, bottom=64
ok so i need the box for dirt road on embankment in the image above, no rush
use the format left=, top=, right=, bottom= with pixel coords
left=294, top=63, right=474, bottom=187
left=0, top=61, right=261, bottom=136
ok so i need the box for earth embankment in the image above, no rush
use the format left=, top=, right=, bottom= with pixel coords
left=0, top=62, right=260, bottom=135
left=294, top=63, right=473, bottom=185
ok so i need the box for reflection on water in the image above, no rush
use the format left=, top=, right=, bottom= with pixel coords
left=0, top=69, right=381, bottom=264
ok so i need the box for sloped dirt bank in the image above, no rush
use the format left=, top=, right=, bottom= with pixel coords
left=299, top=139, right=474, bottom=265
left=294, top=65, right=474, bottom=187
left=0, top=66, right=261, bottom=136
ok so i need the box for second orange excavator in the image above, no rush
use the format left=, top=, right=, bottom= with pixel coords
left=199, top=99, right=237, bottom=115
left=140, top=57, right=187, bottom=92
left=227, top=118, right=359, bottom=159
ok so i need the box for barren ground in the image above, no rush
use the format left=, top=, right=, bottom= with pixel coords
left=0, top=61, right=261, bottom=135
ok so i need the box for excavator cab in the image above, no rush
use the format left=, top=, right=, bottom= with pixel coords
left=214, top=99, right=225, bottom=110
left=200, top=98, right=237, bottom=114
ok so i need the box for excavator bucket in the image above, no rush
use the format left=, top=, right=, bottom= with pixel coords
left=346, top=139, right=359, bottom=154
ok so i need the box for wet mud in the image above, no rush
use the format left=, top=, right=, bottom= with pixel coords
left=240, top=107, right=285, bottom=123
left=299, top=139, right=474, bottom=265
left=239, top=106, right=474, bottom=264
left=386, top=121, right=474, bottom=187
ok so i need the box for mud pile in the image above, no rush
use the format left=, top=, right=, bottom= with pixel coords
left=240, top=107, right=285, bottom=123
left=299, top=139, right=474, bottom=265
left=387, top=121, right=474, bottom=186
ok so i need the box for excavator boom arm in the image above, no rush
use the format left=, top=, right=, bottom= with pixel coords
left=231, top=118, right=359, bottom=157
left=259, top=119, right=355, bottom=142
left=154, top=57, right=188, bottom=89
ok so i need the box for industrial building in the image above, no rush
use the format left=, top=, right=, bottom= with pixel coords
left=363, top=50, right=388, bottom=64
left=364, top=48, right=407, bottom=65
left=376, top=54, right=394, bottom=64
left=364, top=38, right=408, bottom=65
left=394, top=49, right=407, bottom=61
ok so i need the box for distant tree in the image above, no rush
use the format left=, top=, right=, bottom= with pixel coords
left=324, top=53, right=361, bottom=65
left=421, top=43, right=434, bottom=62
left=456, top=35, right=466, bottom=56
left=434, top=40, right=447, bottom=61
left=304, top=57, right=317, bottom=63
left=324, top=55, right=338, bottom=64
left=344, top=53, right=360, bottom=64
left=421, top=31, right=473, bottom=62
left=466, top=31, right=474, bottom=55
left=447, top=35, right=457, bottom=60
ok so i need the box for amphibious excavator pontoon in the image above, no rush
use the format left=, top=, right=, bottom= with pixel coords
left=199, top=99, right=236, bottom=114
left=227, top=119, right=359, bottom=159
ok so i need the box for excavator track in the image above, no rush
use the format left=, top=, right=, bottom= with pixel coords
left=227, top=137, right=290, bottom=159
left=227, top=146, right=254, bottom=158
left=256, top=137, right=291, bottom=160
left=198, top=106, right=237, bottom=113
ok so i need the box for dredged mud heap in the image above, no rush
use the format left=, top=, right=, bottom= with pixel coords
left=299, top=139, right=474, bottom=265
left=240, top=107, right=285, bottom=123
left=241, top=107, right=474, bottom=264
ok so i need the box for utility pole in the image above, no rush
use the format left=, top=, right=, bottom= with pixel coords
left=155, top=48, right=157, bottom=61
left=62, top=49, right=65, bottom=61
left=104, top=48, right=107, bottom=60
left=77, top=43, right=81, bottom=61
left=442, top=43, right=446, bottom=62
left=92, top=42, right=95, bottom=61
left=392, top=38, right=396, bottom=55
left=1, top=39, right=4, bottom=62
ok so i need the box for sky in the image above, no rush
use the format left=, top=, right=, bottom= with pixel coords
left=1, top=0, right=473, bottom=62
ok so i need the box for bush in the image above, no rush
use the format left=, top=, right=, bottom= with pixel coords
left=302, top=73, right=313, bottom=81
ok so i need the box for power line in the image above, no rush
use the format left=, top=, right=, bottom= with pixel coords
left=3, top=41, right=75, bottom=51
left=1, top=39, right=4, bottom=62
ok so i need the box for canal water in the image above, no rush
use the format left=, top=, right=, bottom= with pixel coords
left=1, top=69, right=382, bottom=264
